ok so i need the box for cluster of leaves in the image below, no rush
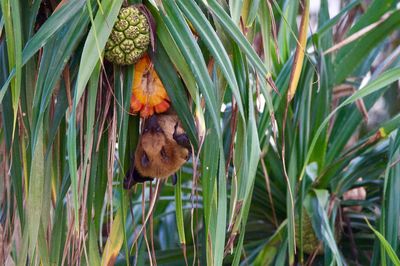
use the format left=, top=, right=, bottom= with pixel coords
left=0, top=0, right=399, bottom=265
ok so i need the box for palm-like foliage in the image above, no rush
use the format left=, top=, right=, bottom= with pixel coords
left=0, top=0, right=399, bottom=265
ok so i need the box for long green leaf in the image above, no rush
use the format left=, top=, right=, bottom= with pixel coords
left=177, top=0, right=245, bottom=120
left=205, top=0, right=272, bottom=81
left=9, top=0, right=22, bottom=139
left=300, top=67, right=400, bottom=181
left=67, top=0, right=123, bottom=230
left=0, top=0, right=86, bottom=102
left=162, top=0, right=221, bottom=137
left=334, top=10, right=400, bottom=84
left=380, top=130, right=400, bottom=265
left=175, top=171, right=186, bottom=246
left=27, top=126, right=45, bottom=258
left=366, top=218, right=400, bottom=266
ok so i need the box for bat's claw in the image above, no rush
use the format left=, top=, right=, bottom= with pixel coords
left=172, top=173, right=177, bottom=185
left=173, top=122, right=179, bottom=137
left=124, top=156, right=154, bottom=189
left=173, top=122, right=191, bottom=153
left=137, top=175, right=154, bottom=183
left=124, top=173, right=153, bottom=190
left=123, top=175, right=135, bottom=190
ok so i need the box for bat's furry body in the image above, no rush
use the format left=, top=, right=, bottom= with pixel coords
left=124, top=111, right=191, bottom=188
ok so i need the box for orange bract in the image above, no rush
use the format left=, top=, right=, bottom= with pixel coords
left=130, top=55, right=170, bottom=118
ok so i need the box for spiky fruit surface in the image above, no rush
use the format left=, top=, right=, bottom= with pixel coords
left=105, top=6, right=150, bottom=65
left=295, top=212, right=341, bottom=255
left=296, top=213, right=323, bottom=255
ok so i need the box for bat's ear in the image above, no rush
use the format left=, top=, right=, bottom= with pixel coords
left=124, top=158, right=154, bottom=190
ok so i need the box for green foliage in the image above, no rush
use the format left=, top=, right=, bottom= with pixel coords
left=0, top=0, right=399, bottom=265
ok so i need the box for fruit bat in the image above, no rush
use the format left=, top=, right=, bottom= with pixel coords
left=123, top=111, right=191, bottom=189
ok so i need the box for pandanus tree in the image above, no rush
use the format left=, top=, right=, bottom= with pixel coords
left=0, top=0, right=400, bottom=265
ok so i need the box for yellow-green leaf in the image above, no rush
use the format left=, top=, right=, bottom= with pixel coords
left=287, top=0, right=309, bottom=101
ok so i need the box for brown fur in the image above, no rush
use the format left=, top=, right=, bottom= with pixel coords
left=134, top=113, right=189, bottom=179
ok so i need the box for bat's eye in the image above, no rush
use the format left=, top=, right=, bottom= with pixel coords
left=156, top=126, right=161, bottom=132
left=144, top=128, right=149, bottom=133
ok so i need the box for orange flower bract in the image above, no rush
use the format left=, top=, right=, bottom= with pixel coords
left=130, top=54, right=170, bottom=118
